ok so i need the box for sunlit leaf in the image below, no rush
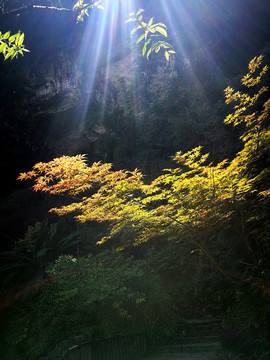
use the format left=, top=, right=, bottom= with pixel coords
left=148, top=17, right=154, bottom=27
left=130, top=25, right=141, bottom=35
left=4, top=50, right=12, bottom=60
left=11, top=51, right=17, bottom=59
left=3, top=31, right=10, bottom=40
left=0, top=43, right=6, bottom=52
left=125, top=17, right=137, bottom=23
left=136, top=8, right=144, bottom=16
left=142, top=39, right=151, bottom=57
left=155, top=26, right=167, bottom=37
left=15, top=32, right=20, bottom=46
left=18, top=33, right=24, bottom=47
left=136, top=33, right=145, bottom=44
left=8, top=34, right=16, bottom=43
left=146, top=47, right=153, bottom=59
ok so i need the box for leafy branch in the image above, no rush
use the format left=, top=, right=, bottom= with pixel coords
left=125, top=8, right=175, bottom=61
left=73, top=0, right=104, bottom=22
left=0, top=30, right=29, bottom=60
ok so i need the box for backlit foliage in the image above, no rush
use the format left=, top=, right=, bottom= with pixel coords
left=19, top=56, right=270, bottom=281
left=72, top=2, right=175, bottom=61
left=224, top=54, right=269, bottom=145
left=125, top=8, right=175, bottom=61
left=73, top=0, right=104, bottom=22
left=1, top=2, right=174, bottom=62
left=0, top=30, right=29, bottom=60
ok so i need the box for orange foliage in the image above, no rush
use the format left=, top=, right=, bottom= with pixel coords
left=18, top=56, right=270, bottom=262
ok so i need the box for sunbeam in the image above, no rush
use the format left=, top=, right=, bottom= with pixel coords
left=73, top=0, right=139, bottom=131
left=167, top=1, right=225, bottom=97
left=76, top=5, right=109, bottom=129
left=71, top=0, right=265, bottom=134
left=99, top=0, right=119, bottom=120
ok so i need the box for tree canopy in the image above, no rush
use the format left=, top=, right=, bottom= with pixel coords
left=19, top=55, right=270, bottom=289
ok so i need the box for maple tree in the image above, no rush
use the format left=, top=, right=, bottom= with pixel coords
left=18, top=55, right=270, bottom=286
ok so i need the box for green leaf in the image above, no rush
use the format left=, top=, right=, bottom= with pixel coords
left=136, top=8, right=144, bottom=16
left=130, top=25, right=141, bottom=35
left=146, top=48, right=153, bottom=60
left=144, top=30, right=149, bottom=40
left=136, top=33, right=145, bottom=44
left=15, top=32, right=20, bottom=46
left=18, top=33, right=24, bottom=47
left=165, top=51, right=169, bottom=61
left=146, top=41, right=159, bottom=60
left=11, top=51, right=18, bottom=60
left=0, top=43, right=6, bottom=53
left=3, top=31, right=10, bottom=40
left=155, top=26, right=167, bottom=37
left=158, top=40, right=172, bottom=48
left=4, top=50, right=12, bottom=60
left=148, top=17, right=154, bottom=27
left=8, top=34, right=16, bottom=43
left=125, top=17, right=136, bottom=23
left=142, top=39, right=151, bottom=57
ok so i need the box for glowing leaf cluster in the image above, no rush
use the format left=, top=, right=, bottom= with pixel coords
left=224, top=55, right=270, bottom=160
left=73, top=0, right=104, bottom=22
left=18, top=155, right=144, bottom=226
left=125, top=8, right=175, bottom=61
left=0, top=30, right=29, bottom=60
left=1, top=4, right=175, bottom=63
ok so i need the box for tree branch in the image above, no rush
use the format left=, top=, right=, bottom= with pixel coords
left=0, top=4, right=72, bottom=17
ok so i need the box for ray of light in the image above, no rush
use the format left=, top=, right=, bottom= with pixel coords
left=161, top=0, right=226, bottom=103
left=99, top=0, right=119, bottom=119
left=72, top=0, right=138, bottom=131
left=75, top=3, right=110, bottom=130
left=160, top=0, right=206, bottom=103
left=124, top=0, right=145, bottom=122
